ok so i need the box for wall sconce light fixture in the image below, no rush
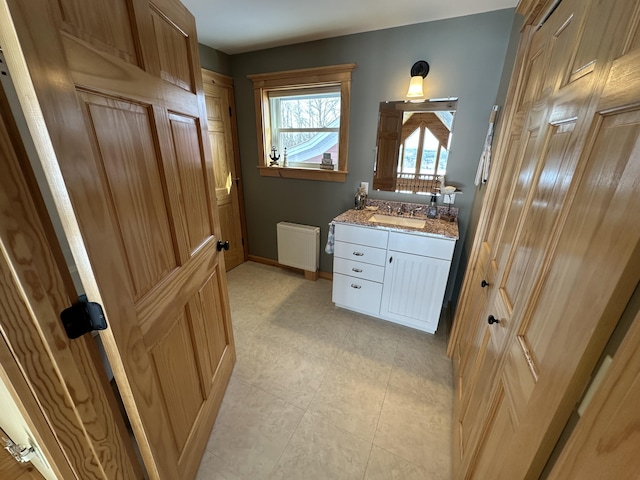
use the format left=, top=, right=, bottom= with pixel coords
left=406, top=60, right=430, bottom=99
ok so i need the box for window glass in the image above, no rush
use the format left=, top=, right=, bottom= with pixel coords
left=269, top=90, right=340, bottom=166
left=420, top=129, right=439, bottom=174
left=400, top=129, right=419, bottom=173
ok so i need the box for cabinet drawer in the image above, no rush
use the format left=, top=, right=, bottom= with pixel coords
left=334, top=223, right=388, bottom=248
left=334, top=241, right=387, bottom=266
left=334, top=257, right=385, bottom=283
left=388, top=232, right=455, bottom=260
left=332, top=273, right=383, bottom=316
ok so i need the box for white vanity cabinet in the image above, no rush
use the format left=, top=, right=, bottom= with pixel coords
left=379, top=232, right=455, bottom=333
left=332, top=224, right=388, bottom=317
left=331, top=222, right=456, bottom=334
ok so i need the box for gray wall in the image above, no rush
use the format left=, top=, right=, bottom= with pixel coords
left=199, top=44, right=231, bottom=75
left=209, top=8, right=517, bottom=305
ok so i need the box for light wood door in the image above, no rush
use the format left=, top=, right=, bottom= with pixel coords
left=0, top=69, right=142, bottom=479
left=546, top=287, right=640, bottom=479
left=452, top=0, right=640, bottom=478
left=3, top=0, right=235, bottom=479
left=202, top=69, right=246, bottom=271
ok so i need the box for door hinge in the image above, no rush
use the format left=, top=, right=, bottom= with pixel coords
left=2, top=433, right=38, bottom=464
left=60, top=294, right=107, bottom=339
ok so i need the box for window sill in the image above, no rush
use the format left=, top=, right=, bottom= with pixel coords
left=258, top=166, right=347, bottom=182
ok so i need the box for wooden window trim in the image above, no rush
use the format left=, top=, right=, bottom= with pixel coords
left=248, top=64, right=356, bottom=182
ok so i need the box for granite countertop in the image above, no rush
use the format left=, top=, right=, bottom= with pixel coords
left=333, top=200, right=459, bottom=240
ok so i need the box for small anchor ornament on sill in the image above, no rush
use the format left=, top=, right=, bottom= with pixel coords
left=269, top=146, right=280, bottom=166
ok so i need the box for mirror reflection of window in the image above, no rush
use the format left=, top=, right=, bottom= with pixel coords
left=373, top=99, right=456, bottom=194
left=398, top=112, right=450, bottom=175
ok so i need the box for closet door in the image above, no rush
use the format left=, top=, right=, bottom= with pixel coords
left=453, top=0, right=640, bottom=478
left=4, top=0, right=235, bottom=478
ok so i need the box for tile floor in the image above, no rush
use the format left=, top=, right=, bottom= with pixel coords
left=196, top=262, right=453, bottom=480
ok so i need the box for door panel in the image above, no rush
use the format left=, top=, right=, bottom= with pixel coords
left=151, top=5, right=194, bottom=92
left=57, top=0, right=139, bottom=66
left=502, top=119, right=577, bottom=308
left=79, top=92, right=179, bottom=298
left=4, top=0, right=235, bottom=478
left=168, top=112, right=213, bottom=253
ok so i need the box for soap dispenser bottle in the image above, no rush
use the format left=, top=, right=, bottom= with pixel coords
left=427, top=195, right=438, bottom=218
left=354, top=186, right=367, bottom=210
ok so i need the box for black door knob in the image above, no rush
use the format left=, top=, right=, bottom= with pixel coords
left=487, top=315, right=499, bottom=325
left=217, top=240, right=230, bottom=251
left=481, top=280, right=490, bottom=288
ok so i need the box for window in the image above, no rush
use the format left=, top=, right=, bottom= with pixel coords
left=397, top=112, right=450, bottom=176
left=249, top=64, right=355, bottom=182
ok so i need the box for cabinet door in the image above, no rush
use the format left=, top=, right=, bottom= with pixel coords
left=380, top=251, right=451, bottom=333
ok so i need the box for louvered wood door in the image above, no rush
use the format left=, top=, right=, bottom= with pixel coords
left=202, top=70, right=245, bottom=271
left=454, top=0, right=640, bottom=478
left=373, top=105, right=402, bottom=191
left=5, top=0, right=235, bottom=479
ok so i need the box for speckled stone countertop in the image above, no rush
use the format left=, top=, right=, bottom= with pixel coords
left=333, top=200, right=459, bottom=240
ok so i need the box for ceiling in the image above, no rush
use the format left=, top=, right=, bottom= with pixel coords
left=181, top=0, right=518, bottom=55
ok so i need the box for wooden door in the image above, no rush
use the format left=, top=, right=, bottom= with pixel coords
left=452, top=0, right=640, bottom=478
left=0, top=68, right=142, bottom=479
left=202, top=69, right=246, bottom=271
left=546, top=287, right=640, bottom=479
left=2, top=0, right=235, bottom=479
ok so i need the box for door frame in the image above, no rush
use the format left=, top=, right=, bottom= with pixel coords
left=0, top=10, right=143, bottom=478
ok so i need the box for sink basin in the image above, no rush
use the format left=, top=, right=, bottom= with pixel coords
left=368, top=214, right=426, bottom=229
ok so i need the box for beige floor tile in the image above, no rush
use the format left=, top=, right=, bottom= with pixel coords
left=374, top=386, right=451, bottom=472
left=201, top=262, right=453, bottom=479
left=206, top=378, right=304, bottom=478
left=252, top=345, right=330, bottom=409
left=389, top=343, right=453, bottom=399
left=195, top=450, right=249, bottom=480
left=332, top=326, right=398, bottom=382
left=307, top=365, right=386, bottom=441
left=232, top=331, right=283, bottom=384
left=268, top=412, right=372, bottom=480
left=364, top=446, right=433, bottom=480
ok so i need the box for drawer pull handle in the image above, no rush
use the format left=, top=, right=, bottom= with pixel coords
left=352, top=251, right=364, bottom=256
left=350, top=284, right=362, bottom=289
left=352, top=268, right=363, bottom=273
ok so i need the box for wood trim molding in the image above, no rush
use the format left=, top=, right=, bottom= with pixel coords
left=247, top=63, right=356, bottom=86
left=258, top=165, right=348, bottom=182
left=249, top=63, right=355, bottom=181
left=247, top=255, right=333, bottom=281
